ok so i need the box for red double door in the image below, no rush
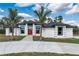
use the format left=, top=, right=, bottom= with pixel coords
left=28, top=26, right=32, bottom=35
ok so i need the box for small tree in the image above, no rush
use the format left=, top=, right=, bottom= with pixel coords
left=47, top=17, right=53, bottom=23
left=55, top=16, right=63, bottom=23
left=3, top=8, right=23, bottom=40
left=34, top=6, right=52, bottom=40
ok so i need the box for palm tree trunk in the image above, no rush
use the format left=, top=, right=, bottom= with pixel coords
left=40, top=25, right=42, bottom=40
left=12, top=26, right=14, bottom=40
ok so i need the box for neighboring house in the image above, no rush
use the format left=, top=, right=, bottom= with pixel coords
left=5, top=20, right=75, bottom=38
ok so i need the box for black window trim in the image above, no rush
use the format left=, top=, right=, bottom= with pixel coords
left=58, top=27, right=63, bottom=35
left=36, top=25, right=40, bottom=34
left=20, top=25, right=25, bottom=34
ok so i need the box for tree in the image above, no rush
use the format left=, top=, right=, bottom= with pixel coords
left=0, top=19, right=4, bottom=30
left=47, top=17, right=53, bottom=23
left=55, top=16, right=63, bottom=23
left=34, top=6, right=52, bottom=40
left=3, top=8, right=23, bottom=40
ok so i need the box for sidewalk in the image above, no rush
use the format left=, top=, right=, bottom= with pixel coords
left=0, top=41, right=79, bottom=55
left=21, top=36, right=33, bottom=41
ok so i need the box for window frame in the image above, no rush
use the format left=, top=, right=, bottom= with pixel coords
left=20, top=25, right=25, bottom=34
left=58, top=27, right=63, bottom=35
left=35, top=25, right=41, bottom=34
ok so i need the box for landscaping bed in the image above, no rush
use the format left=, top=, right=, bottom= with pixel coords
left=0, top=34, right=25, bottom=42
left=1, top=52, right=79, bottom=56
left=33, top=36, right=79, bottom=44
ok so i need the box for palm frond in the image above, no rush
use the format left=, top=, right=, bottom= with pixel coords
left=2, top=8, right=23, bottom=26
left=34, top=6, right=52, bottom=24
left=44, top=10, right=52, bottom=17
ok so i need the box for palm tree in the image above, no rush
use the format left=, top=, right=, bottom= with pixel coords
left=34, top=6, right=52, bottom=40
left=3, top=8, right=23, bottom=40
left=55, top=16, right=63, bottom=23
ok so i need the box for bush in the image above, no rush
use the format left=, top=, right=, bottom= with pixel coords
left=0, top=29, right=5, bottom=34
left=33, top=36, right=44, bottom=41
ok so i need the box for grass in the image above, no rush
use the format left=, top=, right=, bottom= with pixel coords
left=0, top=34, right=25, bottom=42
left=33, top=36, right=79, bottom=44
left=1, top=52, right=79, bottom=56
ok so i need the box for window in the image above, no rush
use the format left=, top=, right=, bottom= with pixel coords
left=20, top=25, right=25, bottom=34
left=58, top=27, right=63, bottom=35
left=21, top=29, right=24, bottom=34
left=36, top=25, right=40, bottom=34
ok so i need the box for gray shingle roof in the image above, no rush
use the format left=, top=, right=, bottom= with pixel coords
left=5, top=20, right=76, bottom=28
left=43, top=22, right=75, bottom=28
left=4, top=25, right=20, bottom=28
left=17, top=20, right=40, bottom=25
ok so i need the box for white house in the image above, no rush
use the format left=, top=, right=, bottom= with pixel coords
left=5, top=20, right=74, bottom=38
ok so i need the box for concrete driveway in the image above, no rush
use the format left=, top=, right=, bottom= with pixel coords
left=21, top=36, right=33, bottom=41
left=0, top=41, right=79, bottom=55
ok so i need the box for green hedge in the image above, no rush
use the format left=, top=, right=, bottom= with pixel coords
left=0, top=29, right=5, bottom=34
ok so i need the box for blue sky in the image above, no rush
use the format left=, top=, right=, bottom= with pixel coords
left=0, top=3, right=35, bottom=17
left=0, top=3, right=79, bottom=25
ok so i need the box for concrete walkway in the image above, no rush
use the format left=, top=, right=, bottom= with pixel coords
left=73, top=36, right=79, bottom=39
left=21, top=36, right=33, bottom=41
left=0, top=41, right=79, bottom=55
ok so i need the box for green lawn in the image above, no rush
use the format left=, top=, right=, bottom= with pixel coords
left=1, top=52, right=79, bottom=56
left=0, top=34, right=25, bottom=42
left=33, top=36, right=79, bottom=44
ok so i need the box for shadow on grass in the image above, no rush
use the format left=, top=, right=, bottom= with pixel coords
left=1, top=52, right=79, bottom=56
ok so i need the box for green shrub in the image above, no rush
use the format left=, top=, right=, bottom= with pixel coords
left=0, top=29, right=5, bottom=34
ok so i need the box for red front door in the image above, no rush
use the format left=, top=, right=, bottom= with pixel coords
left=28, top=29, right=32, bottom=35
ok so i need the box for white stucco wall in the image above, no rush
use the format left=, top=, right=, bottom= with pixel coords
left=25, top=24, right=28, bottom=36
left=42, top=26, right=73, bottom=38
left=33, top=24, right=35, bottom=35
left=65, top=28, right=73, bottom=38
left=5, top=24, right=73, bottom=38
left=14, top=28, right=20, bottom=36
left=6, top=24, right=29, bottom=36
left=5, top=28, right=20, bottom=36
left=42, top=28, right=55, bottom=37
left=5, top=28, right=10, bottom=36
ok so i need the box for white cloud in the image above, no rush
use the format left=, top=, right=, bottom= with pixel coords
left=63, top=19, right=79, bottom=26
left=15, top=3, right=79, bottom=15
left=66, top=5, right=79, bottom=15
left=48, top=3, right=71, bottom=12
left=33, top=4, right=41, bottom=11
left=0, top=8, right=4, bottom=14
left=47, top=3, right=79, bottom=15
left=0, top=15, right=4, bottom=19
left=18, top=13, right=35, bottom=21
left=15, top=3, right=33, bottom=7
left=39, top=3, right=49, bottom=8
left=33, top=3, right=48, bottom=11
left=67, top=3, right=73, bottom=10
left=18, top=13, right=32, bottom=18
